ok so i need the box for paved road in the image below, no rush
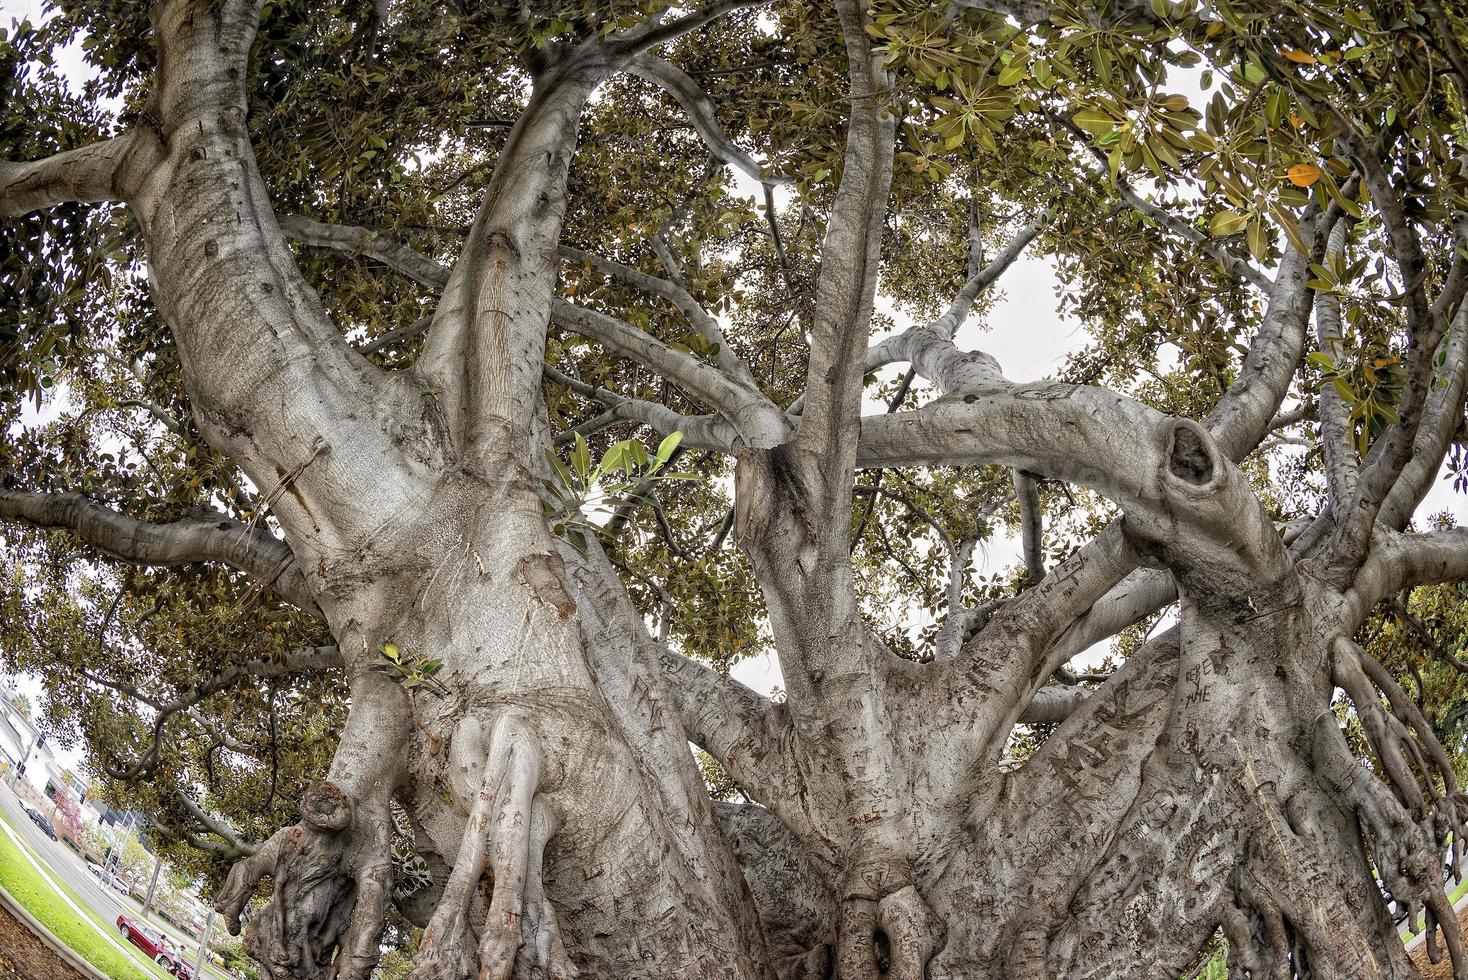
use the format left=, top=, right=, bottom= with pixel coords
left=0, top=781, right=228, bottom=979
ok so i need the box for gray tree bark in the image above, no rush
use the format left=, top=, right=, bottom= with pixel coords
left=4, top=0, right=1468, bottom=978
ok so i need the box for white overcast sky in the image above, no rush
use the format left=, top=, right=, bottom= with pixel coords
left=1, top=0, right=1462, bottom=745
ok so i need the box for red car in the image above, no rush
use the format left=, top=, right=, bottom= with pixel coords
left=115, top=914, right=188, bottom=976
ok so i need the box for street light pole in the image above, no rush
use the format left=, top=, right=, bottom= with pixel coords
left=110, top=811, right=139, bottom=879
left=194, top=910, right=215, bottom=978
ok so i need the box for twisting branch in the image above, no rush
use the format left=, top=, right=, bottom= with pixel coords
left=542, top=364, right=740, bottom=450
left=277, top=211, right=784, bottom=446
left=559, top=243, right=756, bottom=383
left=631, top=56, right=792, bottom=187
left=94, top=646, right=344, bottom=782
left=1202, top=223, right=1319, bottom=461
left=863, top=215, right=1044, bottom=383
left=175, top=790, right=260, bottom=860
left=1378, top=303, right=1468, bottom=529
left=280, top=214, right=451, bottom=289
left=1348, top=527, right=1468, bottom=622
left=0, top=490, right=318, bottom=613
left=551, top=299, right=790, bottom=447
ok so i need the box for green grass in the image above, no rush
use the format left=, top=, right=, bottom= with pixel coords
left=0, top=812, right=233, bottom=980
left=0, top=819, right=161, bottom=980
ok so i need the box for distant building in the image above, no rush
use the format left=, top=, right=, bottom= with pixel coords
left=0, top=689, right=108, bottom=828
left=0, top=690, right=47, bottom=794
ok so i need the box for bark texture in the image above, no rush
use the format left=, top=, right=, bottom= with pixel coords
left=4, top=0, right=1467, bottom=978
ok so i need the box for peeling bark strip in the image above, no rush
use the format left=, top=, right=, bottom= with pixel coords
left=516, top=554, right=577, bottom=619
left=5, top=0, right=1468, bottom=977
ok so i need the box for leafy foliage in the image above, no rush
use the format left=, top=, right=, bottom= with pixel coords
left=1, top=0, right=1466, bottom=938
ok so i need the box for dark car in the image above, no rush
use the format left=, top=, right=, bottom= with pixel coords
left=20, top=804, right=56, bottom=841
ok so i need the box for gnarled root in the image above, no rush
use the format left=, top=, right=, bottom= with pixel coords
left=1330, top=636, right=1468, bottom=975
left=835, top=875, right=941, bottom=980
left=215, top=780, right=394, bottom=980
left=410, top=713, right=574, bottom=980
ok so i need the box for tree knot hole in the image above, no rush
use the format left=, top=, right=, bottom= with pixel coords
left=300, top=780, right=352, bottom=832
left=1166, top=420, right=1217, bottom=487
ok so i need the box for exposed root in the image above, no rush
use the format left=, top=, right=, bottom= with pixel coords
left=877, top=886, right=940, bottom=980
left=834, top=884, right=940, bottom=979
left=1322, top=636, right=1468, bottom=977
left=411, top=713, right=574, bottom=980
left=215, top=781, right=393, bottom=980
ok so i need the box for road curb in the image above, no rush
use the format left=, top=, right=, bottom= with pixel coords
left=0, top=879, right=110, bottom=980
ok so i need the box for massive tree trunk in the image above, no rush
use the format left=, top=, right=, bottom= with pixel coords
left=4, top=0, right=1468, bottom=978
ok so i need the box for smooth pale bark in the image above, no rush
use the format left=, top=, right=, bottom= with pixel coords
left=5, top=0, right=1468, bottom=977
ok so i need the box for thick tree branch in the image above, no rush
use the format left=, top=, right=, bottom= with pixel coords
left=863, top=216, right=1043, bottom=384
left=0, top=131, right=155, bottom=217
left=277, top=212, right=777, bottom=446
left=1203, top=233, right=1317, bottom=461
left=792, top=0, right=897, bottom=472
left=0, top=490, right=318, bottom=613
left=1378, top=304, right=1468, bottom=529
left=176, top=790, right=260, bottom=859
left=1020, top=685, right=1090, bottom=725
left=1013, top=470, right=1045, bottom=583
left=1315, top=220, right=1360, bottom=506
left=542, top=363, right=740, bottom=450
left=630, top=56, right=792, bottom=188
left=559, top=243, right=758, bottom=384
left=280, top=214, right=451, bottom=289
left=551, top=300, right=789, bottom=447
left=1349, top=527, right=1468, bottom=622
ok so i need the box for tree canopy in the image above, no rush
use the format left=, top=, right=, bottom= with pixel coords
left=3, top=0, right=1468, bottom=977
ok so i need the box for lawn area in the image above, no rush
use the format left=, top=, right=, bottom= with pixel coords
left=0, top=820, right=162, bottom=980
left=0, top=810, right=188, bottom=980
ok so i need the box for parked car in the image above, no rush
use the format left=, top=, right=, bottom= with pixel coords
left=20, top=804, right=56, bottom=841
left=104, top=873, right=131, bottom=898
left=116, top=915, right=187, bottom=975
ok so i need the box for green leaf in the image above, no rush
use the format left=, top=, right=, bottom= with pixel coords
left=1071, top=108, right=1119, bottom=137
left=1208, top=211, right=1249, bottom=237
left=997, top=63, right=1027, bottom=86
left=1246, top=221, right=1269, bottom=262
left=656, top=431, right=684, bottom=464
left=572, top=432, right=591, bottom=479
